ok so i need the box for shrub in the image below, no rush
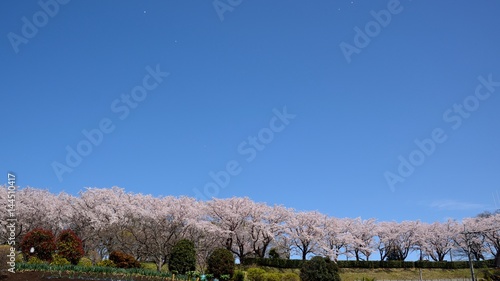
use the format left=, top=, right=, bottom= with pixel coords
left=20, top=228, right=56, bottom=262
left=77, top=257, right=93, bottom=267
left=300, top=256, right=341, bottom=281
left=264, top=272, right=281, bottom=281
left=96, top=259, right=116, bottom=267
left=169, top=239, right=196, bottom=274
left=281, top=272, right=300, bottom=281
left=27, top=256, right=46, bottom=265
left=50, top=254, right=71, bottom=266
left=109, top=251, right=141, bottom=268
left=207, top=248, right=235, bottom=279
left=247, top=268, right=266, bottom=281
left=233, top=270, right=246, bottom=281
left=56, top=229, right=84, bottom=265
left=141, top=262, right=158, bottom=271
left=269, top=248, right=280, bottom=259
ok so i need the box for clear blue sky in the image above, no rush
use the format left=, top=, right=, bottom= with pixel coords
left=2, top=0, right=500, bottom=224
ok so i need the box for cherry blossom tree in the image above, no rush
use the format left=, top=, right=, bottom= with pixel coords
left=286, top=210, right=324, bottom=260
left=420, top=220, right=457, bottom=261
left=318, top=217, right=353, bottom=261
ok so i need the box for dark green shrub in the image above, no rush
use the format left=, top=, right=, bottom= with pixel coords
left=109, top=250, right=141, bottom=268
left=56, top=229, right=84, bottom=265
left=169, top=239, right=196, bottom=274
left=233, top=270, right=245, bottom=281
left=20, top=228, right=56, bottom=262
left=300, top=256, right=341, bottom=281
left=207, top=248, right=235, bottom=279
left=269, top=248, right=280, bottom=259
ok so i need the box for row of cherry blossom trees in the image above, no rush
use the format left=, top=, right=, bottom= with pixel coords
left=1, top=186, right=499, bottom=270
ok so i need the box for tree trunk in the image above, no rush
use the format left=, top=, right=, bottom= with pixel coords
left=494, top=252, right=500, bottom=268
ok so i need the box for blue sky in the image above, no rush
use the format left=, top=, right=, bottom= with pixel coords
left=1, top=0, right=500, bottom=224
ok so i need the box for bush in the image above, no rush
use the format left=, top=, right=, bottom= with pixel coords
left=233, top=270, right=246, bottom=281
left=169, top=239, right=196, bottom=274
left=242, top=258, right=304, bottom=269
left=109, top=251, right=141, bottom=268
left=77, top=257, right=93, bottom=267
left=300, top=256, right=341, bottom=281
left=27, top=256, right=46, bottom=265
left=96, top=259, right=116, bottom=267
left=56, top=229, right=84, bottom=265
left=20, top=228, right=56, bottom=262
left=207, top=248, right=235, bottom=279
left=269, top=248, right=280, bottom=259
left=247, top=268, right=266, bottom=281
left=281, top=272, right=300, bottom=281
left=50, top=254, right=71, bottom=266
left=264, top=272, right=281, bottom=281
left=141, top=262, right=158, bottom=271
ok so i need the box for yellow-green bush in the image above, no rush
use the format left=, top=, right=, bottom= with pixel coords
left=141, top=262, right=157, bottom=271
left=50, top=254, right=71, bottom=266
left=281, top=272, right=300, bottom=281
left=28, top=256, right=46, bottom=264
left=96, top=259, right=116, bottom=267
left=247, top=268, right=266, bottom=281
left=263, top=272, right=281, bottom=281
left=77, top=257, right=93, bottom=267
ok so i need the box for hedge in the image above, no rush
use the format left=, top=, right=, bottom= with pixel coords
left=242, top=258, right=494, bottom=269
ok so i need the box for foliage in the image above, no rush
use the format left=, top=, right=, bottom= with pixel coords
left=247, top=267, right=267, bottom=281
left=141, top=262, right=158, bottom=271
left=207, top=248, right=235, bottom=279
left=243, top=258, right=494, bottom=269
left=27, top=256, right=46, bottom=264
left=281, top=272, right=301, bottom=281
left=269, top=248, right=280, bottom=259
left=169, top=239, right=197, bottom=274
left=50, top=254, right=71, bottom=266
left=96, top=259, right=116, bottom=267
left=233, top=270, right=246, bottom=281
left=242, top=258, right=304, bottom=268
left=20, top=228, right=56, bottom=262
left=300, top=256, right=341, bottom=281
left=263, top=272, right=281, bottom=281
left=483, top=268, right=500, bottom=281
left=56, top=229, right=85, bottom=265
left=9, top=186, right=500, bottom=267
left=109, top=251, right=141, bottom=268
left=77, top=257, right=93, bottom=267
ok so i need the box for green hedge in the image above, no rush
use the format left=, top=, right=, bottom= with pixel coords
left=242, top=258, right=494, bottom=269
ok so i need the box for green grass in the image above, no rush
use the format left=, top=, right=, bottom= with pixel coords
left=339, top=268, right=474, bottom=281
left=238, top=265, right=479, bottom=281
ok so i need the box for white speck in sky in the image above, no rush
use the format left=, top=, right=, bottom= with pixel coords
left=143, top=10, right=146, bottom=14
